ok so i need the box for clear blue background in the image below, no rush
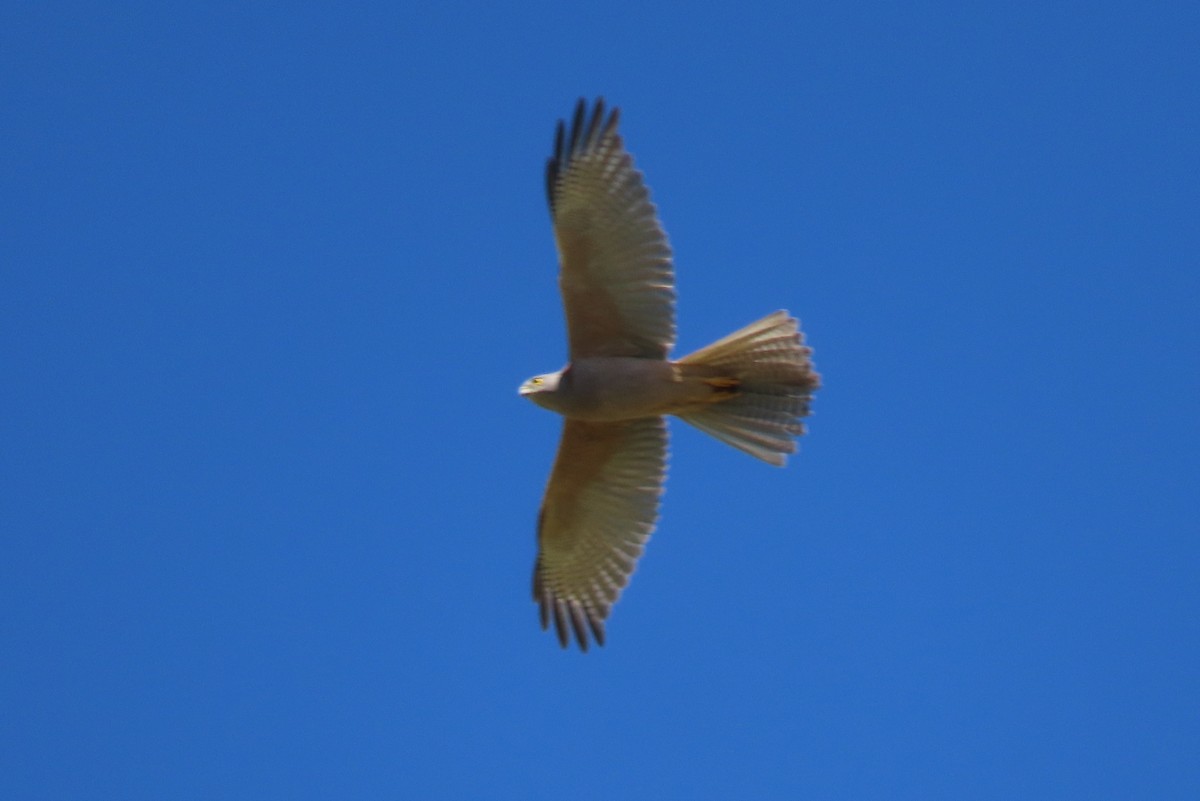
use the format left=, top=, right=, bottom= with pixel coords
left=3, top=2, right=1197, bottom=799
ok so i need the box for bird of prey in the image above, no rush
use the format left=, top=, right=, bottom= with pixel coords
left=519, top=98, right=820, bottom=651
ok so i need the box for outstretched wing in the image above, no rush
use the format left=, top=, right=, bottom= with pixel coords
left=533, top=417, right=668, bottom=650
left=546, top=98, right=676, bottom=360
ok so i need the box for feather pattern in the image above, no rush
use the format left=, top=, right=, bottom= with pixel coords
left=533, top=417, right=667, bottom=650
left=526, top=102, right=819, bottom=651
left=546, top=98, right=676, bottom=360
left=677, top=311, right=820, bottom=465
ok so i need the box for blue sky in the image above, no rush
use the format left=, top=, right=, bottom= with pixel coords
left=2, top=2, right=1197, bottom=798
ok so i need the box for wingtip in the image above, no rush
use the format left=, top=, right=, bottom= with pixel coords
left=535, top=574, right=607, bottom=652
left=552, top=601, right=569, bottom=648
left=589, top=617, right=606, bottom=648
left=546, top=98, right=626, bottom=216
left=569, top=604, right=590, bottom=652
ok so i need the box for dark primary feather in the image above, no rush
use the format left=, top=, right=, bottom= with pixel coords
left=532, top=539, right=609, bottom=652
left=545, top=97, right=620, bottom=215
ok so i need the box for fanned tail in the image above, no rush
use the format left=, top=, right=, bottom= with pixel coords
left=675, top=311, right=820, bottom=466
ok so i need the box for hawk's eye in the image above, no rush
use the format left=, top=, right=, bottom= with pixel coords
left=530, top=377, right=543, bottom=386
